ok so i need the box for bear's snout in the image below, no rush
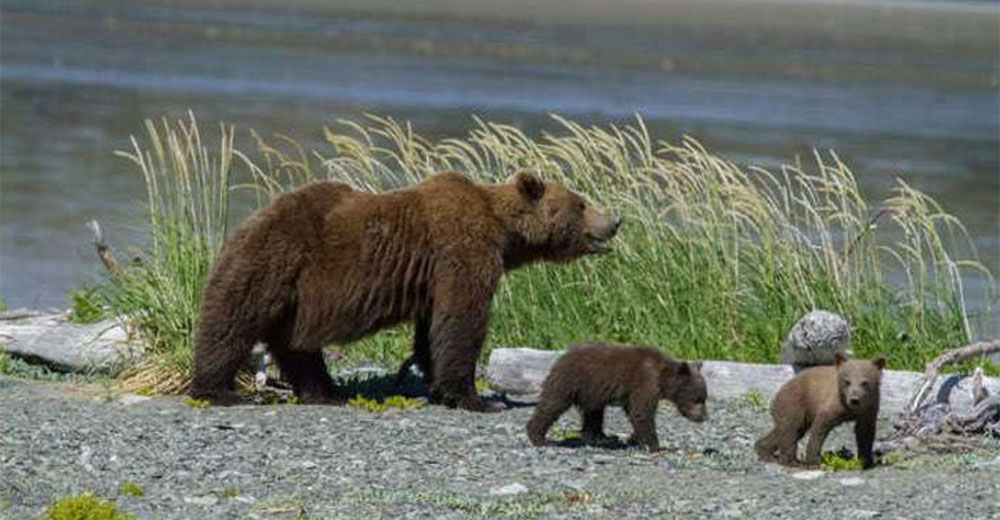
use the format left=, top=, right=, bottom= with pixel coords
left=610, top=216, right=623, bottom=235
left=583, top=211, right=621, bottom=254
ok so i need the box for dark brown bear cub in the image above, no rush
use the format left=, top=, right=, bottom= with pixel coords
left=526, top=342, right=708, bottom=452
left=755, top=353, right=886, bottom=469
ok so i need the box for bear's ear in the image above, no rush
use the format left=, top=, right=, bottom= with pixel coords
left=678, top=362, right=692, bottom=376
left=873, top=355, right=887, bottom=371
left=835, top=351, right=848, bottom=367
left=508, top=171, right=546, bottom=202
left=690, top=361, right=703, bottom=373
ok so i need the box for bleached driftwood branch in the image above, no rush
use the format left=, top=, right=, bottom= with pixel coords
left=87, top=220, right=124, bottom=277
left=887, top=340, right=1000, bottom=448
left=906, top=339, right=1000, bottom=413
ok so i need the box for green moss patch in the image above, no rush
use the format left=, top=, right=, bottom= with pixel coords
left=43, top=494, right=135, bottom=520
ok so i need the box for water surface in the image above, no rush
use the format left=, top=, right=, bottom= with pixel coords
left=1, top=0, right=997, bottom=322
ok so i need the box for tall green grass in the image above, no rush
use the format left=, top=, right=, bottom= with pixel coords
left=103, top=113, right=995, bottom=393
left=105, top=114, right=235, bottom=392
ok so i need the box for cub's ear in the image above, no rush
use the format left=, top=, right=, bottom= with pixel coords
left=678, top=362, right=693, bottom=376
left=508, top=171, right=546, bottom=202
left=690, top=361, right=703, bottom=373
left=873, top=355, right=887, bottom=371
left=835, top=351, right=849, bottom=367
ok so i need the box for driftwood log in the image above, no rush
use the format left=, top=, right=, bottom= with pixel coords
left=0, top=312, right=140, bottom=374
left=485, top=347, right=999, bottom=418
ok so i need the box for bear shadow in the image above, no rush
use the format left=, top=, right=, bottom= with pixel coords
left=547, top=435, right=636, bottom=450
left=336, top=372, right=513, bottom=410
left=336, top=371, right=427, bottom=401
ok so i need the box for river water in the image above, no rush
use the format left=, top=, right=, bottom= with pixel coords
left=1, top=0, right=997, bottom=319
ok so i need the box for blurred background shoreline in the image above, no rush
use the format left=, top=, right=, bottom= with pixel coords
left=1, top=0, right=997, bottom=313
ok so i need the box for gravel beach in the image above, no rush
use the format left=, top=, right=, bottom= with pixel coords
left=2, top=375, right=998, bottom=519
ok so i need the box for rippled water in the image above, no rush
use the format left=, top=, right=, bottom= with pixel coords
left=1, top=0, right=997, bottom=319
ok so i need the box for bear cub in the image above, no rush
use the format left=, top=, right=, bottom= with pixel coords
left=527, top=342, right=708, bottom=452
left=755, top=352, right=886, bottom=469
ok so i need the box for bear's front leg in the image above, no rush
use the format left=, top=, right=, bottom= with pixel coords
left=426, top=274, right=502, bottom=413
left=855, top=412, right=878, bottom=469
left=803, top=418, right=838, bottom=468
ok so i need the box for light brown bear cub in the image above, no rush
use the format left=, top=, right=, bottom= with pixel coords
left=527, top=342, right=708, bottom=452
left=756, top=353, right=886, bottom=469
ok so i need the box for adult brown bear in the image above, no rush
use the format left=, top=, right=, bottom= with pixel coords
left=190, top=171, right=620, bottom=411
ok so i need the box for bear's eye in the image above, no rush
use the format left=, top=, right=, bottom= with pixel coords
left=577, top=201, right=586, bottom=211
left=860, top=381, right=869, bottom=389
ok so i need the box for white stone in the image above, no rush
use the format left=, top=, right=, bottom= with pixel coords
left=789, top=470, right=825, bottom=480
left=184, top=495, right=219, bottom=506
left=780, top=310, right=851, bottom=370
left=117, top=394, right=151, bottom=406
left=489, top=482, right=529, bottom=496
left=838, top=476, right=865, bottom=486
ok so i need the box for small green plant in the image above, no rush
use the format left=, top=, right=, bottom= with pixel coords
left=548, top=428, right=582, bottom=441
left=347, top=394, right=424, bottom=412
left=67, top=287, right=107, bottom=324
left=183, top=397, right=210, bottom=409
left=820, top=450, right=864, bottom=471
left=0, top=351, right=8, bottom=374
left=119, top=483, right=144, bottom=498
left=219, top=488, right=239, bottom=500
left=743, top=391, right=767, bottom=410
left=43, top=494, right=135, bottom=520
left=475, top=378, right=491, bottom=394
left=0, top=297, right=7, bottom=312
left=882, top=452, right=903, bottom=466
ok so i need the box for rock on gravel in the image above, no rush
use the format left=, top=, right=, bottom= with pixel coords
left=1, top=375, right=999, bottom=519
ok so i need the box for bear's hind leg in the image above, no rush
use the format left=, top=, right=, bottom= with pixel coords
left=273, top=350, right=342, bottom=404
left=190, top=329, right=255, bottom=405
left=754, top=429, right=780, bottom=462
left=775, top=423, right=809, bottom=468
left=526, top=393, right=573, bottom=446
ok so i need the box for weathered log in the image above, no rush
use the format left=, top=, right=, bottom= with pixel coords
left=484, top=347, right=999, bottom=416
left=906, top=339, right=1000, bottom=413
left=0, top=312, right=140, bottom=374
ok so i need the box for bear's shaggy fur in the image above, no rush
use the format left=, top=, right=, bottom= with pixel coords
left=526, top=342, right=708, bottom=451
left=189, top=171, right=620, bottom=411
left=755, top=353, right=886, bottom=468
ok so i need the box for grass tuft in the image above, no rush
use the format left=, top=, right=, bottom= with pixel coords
left=68, top=287, right=107, bottom=324
left=820, top=449, right=865, bottom=471
left=743, top=391, right=767, bottom=410
left=98, top=113, right=994, bottom=394
left=183, top=397, right=210, bottom=409
left=347, top=394, right=425, bottom=412
left=42, top=494, right=135, bottom=520
left=119, top=483, right=144, bottom=498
